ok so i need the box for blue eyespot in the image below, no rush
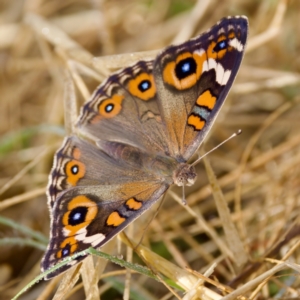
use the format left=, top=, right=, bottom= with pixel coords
left=181, top=62, right=191, bottom=72
left=73, top=212, right=81, bottom=221
left=62, top=246, right=70, bottom=257
left=213, top=39, right=228, bottom=52
left=219, top=41, right=226, bottom=49
left=68, top=206, right=88, bottom=226
left=71, top=165, right=79, bottom=174
left=105, top=104, right=114, bottom=112
left=175, top=57, right=197, bottom=80
left=138, top=80, right=151, bottom=92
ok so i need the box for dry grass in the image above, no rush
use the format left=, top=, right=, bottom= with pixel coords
left=1, top=0, right=300, bottom=299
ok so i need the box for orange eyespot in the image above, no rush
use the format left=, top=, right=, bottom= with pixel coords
left=66, top=160, right=86, bottom=186
left=207, top=33, right=235, bottom=59
left=162, top=51, right=206, bottom=90
left=98, top=94, right=124, bottom=118
left=128, top=73, right=156, bottom=101
left=57, top=237, right=78, bottom=258
left=62, top=196, right=98, bottom=234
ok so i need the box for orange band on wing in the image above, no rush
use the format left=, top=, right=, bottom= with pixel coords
left=228, top=32, right=235, bottom=39
left=126, top=198, right=142, bottom=210
left=72, top=147, right=81, bottom=160
left=187, top=114, right=206, bottom=131
left=106, top=211, right=126, bottom=227
left=196, top=90, right=217, bottom=110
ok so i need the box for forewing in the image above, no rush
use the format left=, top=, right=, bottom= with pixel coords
left=153, top=16, right=248, bottom=161
left=77, top=61, right=170, bottom=156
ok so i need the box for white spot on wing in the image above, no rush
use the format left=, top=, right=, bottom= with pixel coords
left=202, top=58, right=230, bottom=86
left=208, top=58, right=217, bottom=70
left=75, top=227, right=87, bottom=241
left=202, top=60, right=209, bottom=73
left=229, top=38, right=244, bottom=52
left=88, top=234, right=106, bottom=247
left=63, top=228, right=71, bottom=237
left=194, top=48, right=205, bottom=56
left=216, top=63, right=225, bottom=85
left=222, top=70, right=231, bottom=85
left=74, top=227, right=106, bottom=247
left=218, top=28, right=225, bottom=35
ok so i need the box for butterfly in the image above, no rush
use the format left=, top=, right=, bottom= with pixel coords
left=41, top=16, right=248, bottom=279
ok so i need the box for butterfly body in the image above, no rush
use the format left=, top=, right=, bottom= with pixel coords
left=42, top=16, right=248, bottom=279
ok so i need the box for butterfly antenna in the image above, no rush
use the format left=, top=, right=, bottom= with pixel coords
left=191, top=130, right=242, bottom=167
left=182, top=184, right=187, bottom=205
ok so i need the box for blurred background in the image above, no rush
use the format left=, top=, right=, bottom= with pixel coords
left=0, top=0, right=300, bottom=299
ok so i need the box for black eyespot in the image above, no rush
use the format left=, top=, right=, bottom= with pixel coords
left=175, top=57, right=197, bottom=80
left=138, top=80, right=151, bottom=92
left=69, top=206, right=88, bottom=226
left=213, top=39, right=228, bottom=52
left=61, top=244, right=71, bottom=257
left=105, top=104, right=114, bottom=113
left=71, top=165, right=79, bottom=175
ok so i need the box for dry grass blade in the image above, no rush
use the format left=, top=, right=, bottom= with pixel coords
left=52, top=265, right=81, bottom=300
left=0, top=187, right=46, bottom=211
left=80, top=256, right=100, bottom=300
left=171, top=0, right=211, bottom=44
left=93, top=50, right=160, bottom=70
left=202, top=153, right=248, bottom=267
left=234, top=100, right=296, bottom=240
left=63, top=69, right=78, bottom=135
left=222, top=263, right=287, bottom=300
left=119, top=232, right=223, bottom=300
left=169, top=191, right=234, bottom=261
left=246, top=0, right=287, bottom=52
left=0, top=147, right=49, bottom=195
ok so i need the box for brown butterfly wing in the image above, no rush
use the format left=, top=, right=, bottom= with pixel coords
left=153, top=16, right=248, bottom=161
left=77, top=61, right=170, bottom=156
left=42, top=183, right=168, bottom=279
left=43, top=136, right=170, bottom=278
left=47, top=136, right=162, bottom=207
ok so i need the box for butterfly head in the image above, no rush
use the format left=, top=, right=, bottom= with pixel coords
left=173, top=163, right=197, bottom=187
